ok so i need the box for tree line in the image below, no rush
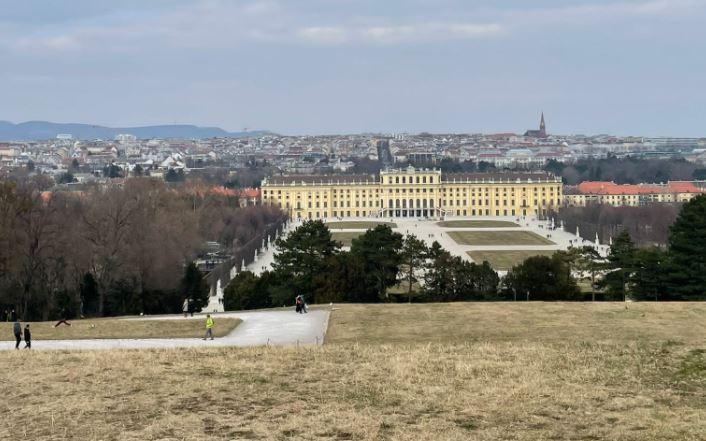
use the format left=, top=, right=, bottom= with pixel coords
left=550, top=203, right=680, bottom=247
left=224, top=221, right=502, bottom=309
left=545, top=157, right=704, bottom=185
left=226, top=194, right=706, bottom=307
left=0, top=175, right=285, bottom=320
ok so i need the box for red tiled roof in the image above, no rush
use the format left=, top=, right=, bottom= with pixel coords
left=576, top=181, right=706, bottom=195
left=666, top=182, right=703, bottom=193
left=241, top=188, right=260, bottom=198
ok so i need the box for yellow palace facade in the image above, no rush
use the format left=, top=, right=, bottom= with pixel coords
left=261, top=167, right=562, bottom=220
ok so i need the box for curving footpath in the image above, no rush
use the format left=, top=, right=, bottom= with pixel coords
left=0, top=309, right=330, bottom=352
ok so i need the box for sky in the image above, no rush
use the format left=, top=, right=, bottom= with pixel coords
left=1, top=0, right=705, bottom=136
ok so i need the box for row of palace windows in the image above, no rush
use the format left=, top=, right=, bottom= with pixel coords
left=263, top=185, right=559, bottom=198
left=443, top=199, right=556, bottom=207
left=275, top=196, right=559, bottom=210
left=387, top=199, right=435, bottom=208
left=293, top=207, right=543, bottom=220
left=386, top=175, right=436, bottom=184
left=296, top=210, right=373, bottom=219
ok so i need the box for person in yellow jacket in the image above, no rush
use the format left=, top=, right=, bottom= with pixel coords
left=203, top=314, right=215, bottom=340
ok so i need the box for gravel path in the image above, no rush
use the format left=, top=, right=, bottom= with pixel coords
left=0, top=309, right=330, bottom=352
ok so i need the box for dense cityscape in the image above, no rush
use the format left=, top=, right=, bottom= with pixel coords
left=2, top=115, right=705, bottom=192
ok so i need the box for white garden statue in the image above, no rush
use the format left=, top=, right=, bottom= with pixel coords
left=206, top=278, right=225, bottom=313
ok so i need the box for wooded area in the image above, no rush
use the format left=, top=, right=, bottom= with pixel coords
left=550, top=203, right=680, bottom=246
left=0, top=175, right=285, bottom=320
left=545, top=157, right=704, bottom=184
left=227, top=195, right=706, bottom=307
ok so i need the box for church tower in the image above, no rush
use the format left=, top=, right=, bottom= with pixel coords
left=539, top=112, right=546, bottom=137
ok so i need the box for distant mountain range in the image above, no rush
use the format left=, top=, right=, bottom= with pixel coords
left=0, top=121, right=269, bottom=141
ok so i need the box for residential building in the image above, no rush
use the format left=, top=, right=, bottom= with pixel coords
left=564, top=181, right=706, bottom=206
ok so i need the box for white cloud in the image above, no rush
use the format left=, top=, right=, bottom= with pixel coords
left=360, top=23, right=503, bottom=44
left=297, top=23, right=502, bottom=45
left=297, top=26, right=350, bottom=44
left=512, top=0, right=704, bottom=24
left=4, top=0, right=704, bottom=54
left=16, top=35, right=81, bottom=52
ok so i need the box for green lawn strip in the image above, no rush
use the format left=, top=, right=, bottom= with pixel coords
left=326, top=221, right=397, bottom=229
left=448, top=230, right=555, bottom=246
left=437, top=220, right=519, bottom=228
left=467, top=250, right=558, bottom=270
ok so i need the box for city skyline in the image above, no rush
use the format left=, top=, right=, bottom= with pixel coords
left=1, top=0, right=705, bottom=137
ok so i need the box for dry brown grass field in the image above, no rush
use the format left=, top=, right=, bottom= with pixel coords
left=325, top=302, right=706, bottom=344
left=0, top=317, right=241, bottom=340
left=1, top=303, right=705, bottom=440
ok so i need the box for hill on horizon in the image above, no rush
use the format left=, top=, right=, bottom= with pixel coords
left=0, top=120, right=269, bottom=141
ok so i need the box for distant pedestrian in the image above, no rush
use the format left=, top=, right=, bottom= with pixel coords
left=3, top=309, right=7, bottom=322
left=295, top=295, right=302, bottom=313
left=10, top=309, right=17, bottom=322
left=13, top=320, right=22, bottom=350
left=54, top=309, right=71, bottom=327
left=23, top=324, right=31, bottom=349
left=203, top=314, right=215, bottom=340
left=188, top=298, right=194, bottom=317
left=182, top=298, right=189, bottom=318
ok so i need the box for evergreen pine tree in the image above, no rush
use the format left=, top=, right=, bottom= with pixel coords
left=180, top=262, right=209, bottom=311
left=665, top=195, right=706, bottom=299
left=604, top=229, right=636, bottom=301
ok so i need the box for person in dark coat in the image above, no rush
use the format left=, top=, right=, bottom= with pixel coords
left=13, top=320, right=22, bottom=349
left=295, top=295, right=302, bottom=313
left=23, top=324, right=31, bottom=349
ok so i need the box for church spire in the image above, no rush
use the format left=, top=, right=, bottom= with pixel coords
left=539, top=112, right=546, bottom=137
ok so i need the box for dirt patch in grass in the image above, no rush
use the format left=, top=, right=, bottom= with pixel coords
left=448, top=230, right=555, bottom=246
left=326, top=221, right=397, bottom=229
left=0, top=317, right=241, bottom=340
left=468, top=250, right=557, bottom=270
left=437, top=220, right=519, bottom=228
left=1, top=341, right=705, bottom=440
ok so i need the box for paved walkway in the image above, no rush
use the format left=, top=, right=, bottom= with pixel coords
left=0, top=309, right=330, bottom=352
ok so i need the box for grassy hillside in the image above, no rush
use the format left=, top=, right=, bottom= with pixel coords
left=1, top=303, right=705, bottom=440
left=325, top=302, right=706, bottom=345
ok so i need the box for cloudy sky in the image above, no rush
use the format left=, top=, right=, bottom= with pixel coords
left=1, top=0, right=705, bottom=136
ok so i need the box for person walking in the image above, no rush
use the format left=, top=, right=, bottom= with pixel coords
left=23, top=324, right=31, bottom=349
left=203, top=314, right=214, bottom=340
left=182, top=298, right=189, bottom=318
left=300, top=295, right=308, bottom=314
left=13, top=319, right=22, bottom=350
left=295, top=295, right=302, bottom=314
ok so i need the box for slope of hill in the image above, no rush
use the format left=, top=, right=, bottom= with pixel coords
left=0, top=120, right=269, bottom=141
